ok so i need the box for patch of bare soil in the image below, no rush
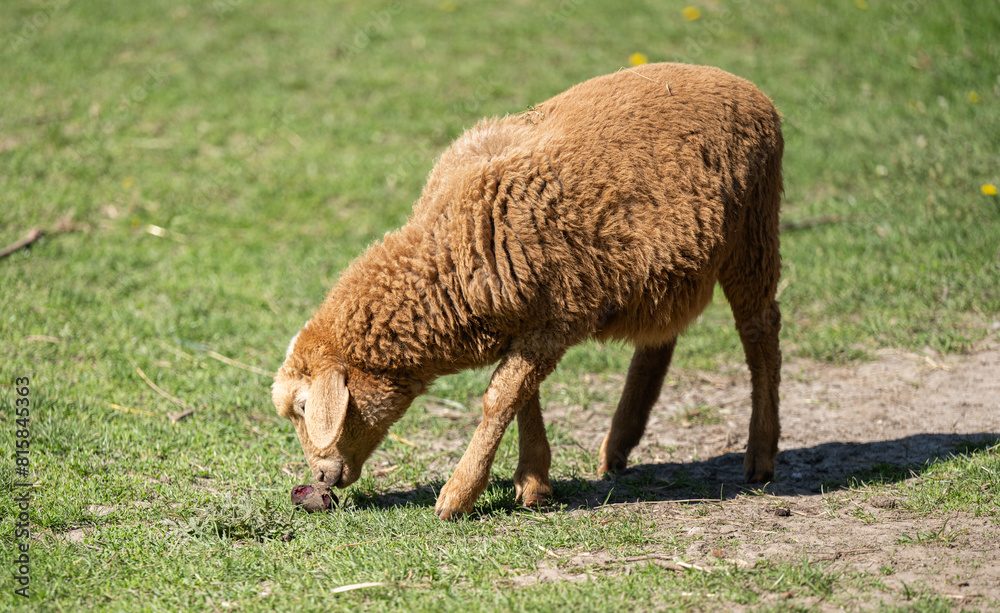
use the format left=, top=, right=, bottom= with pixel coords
left=525, top=344, right=1000, bottom=609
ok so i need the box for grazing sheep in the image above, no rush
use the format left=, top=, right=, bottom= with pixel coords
left=272, top=63, right=783, bottom=519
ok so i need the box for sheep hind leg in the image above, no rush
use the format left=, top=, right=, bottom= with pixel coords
left=513, top=390, right=552, bottom=507
left=720, top=267, right=782, bottom=484
left=597, top=340, right=676, bottom=475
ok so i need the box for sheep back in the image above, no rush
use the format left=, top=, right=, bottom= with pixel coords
left=320, top=63, right=783, bottom=373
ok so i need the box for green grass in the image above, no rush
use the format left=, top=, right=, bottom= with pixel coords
left=865, top=438, right=1000, bottom=517
left=1, top=0, right=999, bottom=610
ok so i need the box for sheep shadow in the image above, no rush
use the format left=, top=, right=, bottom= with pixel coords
left=349, top=432, right=998, bottom=514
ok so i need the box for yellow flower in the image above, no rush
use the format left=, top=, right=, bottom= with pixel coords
left=969, top=91, right=980, bottom=103
left=439, top=1, right=456, bottom=12
left=629, top=52, right=648, bottom=67
left=682, top=6, right=701, bottom=21
left=122, top=177, right=135, bottom=189
left=854, top=0, right=868, bottom=9
left=982, top=184, right=998, bottom=196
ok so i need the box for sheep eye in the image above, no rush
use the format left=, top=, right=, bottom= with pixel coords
left=293, top=403, right=306, bottom=418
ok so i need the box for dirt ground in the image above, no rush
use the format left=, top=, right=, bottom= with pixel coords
left=519, top=343, right=1000, bottom=609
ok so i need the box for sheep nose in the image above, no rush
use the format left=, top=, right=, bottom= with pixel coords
left=313, top=460, right=344, bottom=487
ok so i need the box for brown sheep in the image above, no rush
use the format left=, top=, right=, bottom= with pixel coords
left=272, top=63, right=783, bottom=519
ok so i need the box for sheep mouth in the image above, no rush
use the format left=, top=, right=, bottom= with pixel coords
left=317, top=460, right=364, bottom=489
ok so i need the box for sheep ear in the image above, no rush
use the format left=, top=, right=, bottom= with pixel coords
left=304, top=368, right=349, bottom=452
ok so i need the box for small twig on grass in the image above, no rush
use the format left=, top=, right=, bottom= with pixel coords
left=625, top=553, right=675, bottom=563
left=2, top=215, right=92, bottom=261
left=789, top=509, right=819, bottom=517
left=644, top=498, right=727, bottom=505
left=168, top=409, right=195, bottom=424
left=626, top=555, right=713, bottom=573
left=136, top=367, right=189, bottom=411
left=207, top=350, right=271, bottom=376
left=0, top=227, right=43, bottom=259
left=813, top=548, right=879, bottom=561
left=109, top=403, right=159, bottom=418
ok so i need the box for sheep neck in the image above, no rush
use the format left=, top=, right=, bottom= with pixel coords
left=322, top=223, right=506, bottom=377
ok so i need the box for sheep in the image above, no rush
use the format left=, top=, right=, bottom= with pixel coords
left=272, top=62, right=783, bottom=519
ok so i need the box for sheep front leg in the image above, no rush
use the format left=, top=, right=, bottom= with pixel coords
left=435, top=349, right=558, bottom=520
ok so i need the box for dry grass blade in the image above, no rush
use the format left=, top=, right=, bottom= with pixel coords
left=644, top=498, right=726, bottom=505
left=25, top=334, right=62, bottom=343
left=136, top=367, right=189, bottom=410
left=372, top=465, right=399, bottom=477
left=207, top=350, right=271, bottom=376
left=625, top=554, right=712, bottom=573
left=536, top=544, right=559, bottom=558
left=425, top=397, right=471, bottom=419
left=673, top=560, right=713, bottom=573
left=333, top=538, right=393, bottom=551
left=155, top=340, right=194, bottom=361
left=814, top=548, right=880, bottom=560
left=425, top=396, right=468, bottom=411
left=109, top=403, right=159, bottom=418
left=330, top=582, right=395, bottom=594
left=389, top=433, right=418, bottom=448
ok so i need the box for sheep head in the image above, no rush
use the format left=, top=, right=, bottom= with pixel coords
left=272, top=325, right=423, bottom=489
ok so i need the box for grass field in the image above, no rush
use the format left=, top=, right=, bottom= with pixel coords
left=1, top=0, right=998, bottom=610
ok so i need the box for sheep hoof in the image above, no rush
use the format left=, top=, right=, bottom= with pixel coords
left=434, top=487, right=474, bottom=520
left=597, top=454, right=629, bottom=477
left=434, top=505, right=467, bottom=521
left=514, top=474, right=552, bottom=508
left=743, top=456, right=775, bottom=484
left=520, top=493, right=548, bottom=508
left=516, top=482, right=551, bottom=508
left=597, top=435, right=630, bottom=476
left=745, top=470, right=773, bottom=484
